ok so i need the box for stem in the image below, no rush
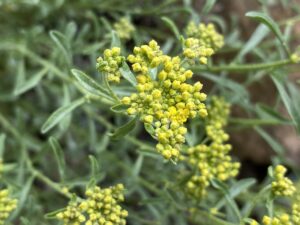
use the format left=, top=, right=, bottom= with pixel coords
left=191, top=58, right=292, bottom=73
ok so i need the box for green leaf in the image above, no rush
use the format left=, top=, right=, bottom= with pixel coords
left=14, top=68, right=48, bottom=96
left=11, top=176, right=34, bottom=219
left=49, top=137, right=66, bottom=181
left=255, top=103, right=290, bottom=124
left=202, top=0, right=217, bottom=14
left=245, top=11, right=290, bottom=54
left=161, top=17, right=181, bottom=40
left=89, top=155, right=100, bottom=179
left=41, top=97, right=85, bottom=134
left=120, top=62, right=137, bottom=86
left=45, top=207, right=66, bottom=219
left=236, top=24, right=269, bottom=60
left=110, top=103, right=129, bottom=113
left=111, top=30, right=121, bottom=48
left=108, top=117, right=137, bottom=140
left=144, top=123, right=156, bottom=139
left=215, top=178, right=256, bottom=209
left=272, top=72, right=300, bottom=132
left=255, top=127, right=285, bottom=155
left=211, top=179, right=242, bottom=223
left=49, top=30, right=71, bottom=64
left=0, top=133, right=6, bottom=158
left=71, top=69, right=111, bottom=99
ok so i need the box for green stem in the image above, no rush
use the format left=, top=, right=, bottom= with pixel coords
left=191, top=58, right=292, bottom=73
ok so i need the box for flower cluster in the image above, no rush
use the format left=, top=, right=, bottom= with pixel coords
left=184, top=97, right=240, bottom=199
left=121, top=40, right=207, bottom=161
left=56, top=184, right=127, bottom=225
left=113, top=17, right=135, bottom=40
left=186, top=22, right=224, bottom=52
left=96, top=47, right=125, bottom=83
left=262, top=214, right=293, bottom=225
left=271, top=165, right=296, bottom=197
left=0, top=189, right=18, bottom=225
left=183, top=38, right=214, bottom=64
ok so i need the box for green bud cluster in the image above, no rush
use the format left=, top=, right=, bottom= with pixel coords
left=121, top=40, right=207, bottom=161
left=0, top=189, right=18, bottom=225
left=185, top=21, right=224, bottom=52
left=183, top=97, right=240, bottom=199
left=56, top=184, right=128, bottom=225
left=183, top=37, right=214, bottom=65
left=113, top=17, right=135, bottom=40
left=272, top=165, right=296, bottom=197
left=96, top=47, right=125, bottom=83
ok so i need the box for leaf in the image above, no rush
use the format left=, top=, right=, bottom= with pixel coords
left=246, top=11, right=289, bottom=54
left=271, top=72, right=300, bottom=132
left=255, top=103, right=290, bottom=124
left=110, top=103, right=129, bottom=113
left=211, top=179, right=241, bottom=223
left=255, top=127, right=285, bottom=155
left=89, top=155, right=100, bottom=179
left=236, top=24, right=269, bottom=60
left=149, top=67, right=157, bottom=81
left=202, top=0, right=217, bottom=14
left=71, top=69, right=110, bottom=99
left=108, top=117, right=137, bottom=140
left=111, top=30, right=121, bottom=48
left=133, top=155, right=144, bottom=177
left=120, top=62, right=137, bottom=86
left=49, top=30, right=71, bottom=64
left=0, top=133, right=6, bottom=158
left=161, top=17, right=181, bottom=40
left=41, top=98, right=85, bottom=134
left=10, top=176, right=34, bottom=219
left=144, top=123, right=156, bottom=139
left=49, top=137, right=66, bottom=181
left=215, top=178, right=256, bottom=209
left=14, top=68, right=48, bottom=96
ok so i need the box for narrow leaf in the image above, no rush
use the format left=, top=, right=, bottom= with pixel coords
left=0, top=133, right=6, bottom=158
left=108, top=117, right=137, bottom=140
left=14, top=68, right=48, bottom=96
left=202, top=0, right=217, bottom=14
left=161, top=17, right=181, bottom=40
left=71, top=69, right=110, bottom=99
left=246, top=11, right=289, bottom=54
left=120, top=62, right=137, bottom=86
left=49, top=137, right=66, bottom=181
left=49, top=30, right=71, bottom=64
left=110, top=103, right=129, bottom=113
left=41, top=98, right=85, bottom=133
left=111, top=30, right=121, bottom=48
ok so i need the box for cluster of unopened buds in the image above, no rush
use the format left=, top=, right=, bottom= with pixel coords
left=120, top=40, right=208, bottom=161
left=56, top=184, right=127, bottom=225
left=113, top=17, right=135, bottom=40
left=96, top=47, right=125, bottom=83
left=271, top=165, right=296, bottom=197
left=0, top=189, right=18, bottom=225
left=184, top=97, right=240, bottom=199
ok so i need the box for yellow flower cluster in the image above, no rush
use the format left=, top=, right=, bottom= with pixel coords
left=271, top=165, right=296, bottom=197
left=184, top=97, right=240, bottom=199
left=121, top=40, right=207, bottom=161
left=262, top=214, right=293, bottom=225
left=292, top=203, right=300, bottom=225
left=113, top=17, right=135, bottom=40
left=183, top=38, right=214, bottom=64
left=0, top=189, right=18, bottom=225
left=96, top=47, right=125, bottom=83
left=186, top=21, right=224, bottom=52
left=56, top=184, right=127, bottom=225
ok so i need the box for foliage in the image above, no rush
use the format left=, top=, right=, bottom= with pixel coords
left=0, top=0, right=300, bottom=225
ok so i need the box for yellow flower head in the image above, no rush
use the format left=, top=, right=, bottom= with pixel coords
left=183, top=96, right=240, bottom=199
left=96, top=47, right=125, bottom=83
left=114, top=17, right=135, bottom=40
left=122, top=40, right=207, bottom=161
left=56, top=184, right=127, bottom=225
left=271, top=165, right=296, bottom=197
left=0, top=189, right=18, bottom=225
left=186, top=21, right=224, bottom=52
